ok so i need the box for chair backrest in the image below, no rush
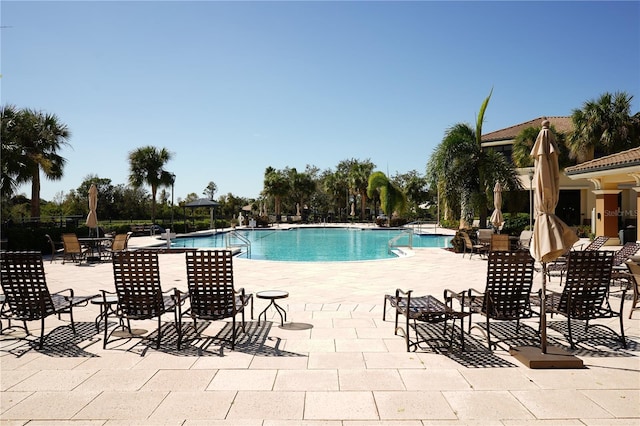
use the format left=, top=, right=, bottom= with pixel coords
left=584, top=236, right=609, bottom=251
left=111, top=234, right=128, bottom=252
left=0, top=251, right=55, bottom=320
left=124, top=232, right=133, bottom=249
left=482, top=250, right=535, bottom=320
left=112, top=251, right=164, bottom=319
left=477, top=229, right=493, bottom=246
left=560, top=250, right=614, bottom=318
left=490, top=234, right=510, bottom=251
left=518, top=230, right=533, bottom=248
left=185, top=250, right=237, bottom=320
left=612, top=242, right=640, bottom=266
left=62, top=233, right=82, bottom=254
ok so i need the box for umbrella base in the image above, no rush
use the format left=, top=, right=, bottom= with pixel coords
left=510, top=345, right=583, bottom=369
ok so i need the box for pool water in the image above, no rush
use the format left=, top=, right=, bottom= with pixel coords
left=171, top=227, right=452, bottom=261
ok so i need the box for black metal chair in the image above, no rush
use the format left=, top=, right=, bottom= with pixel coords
left=181, top=250, right=253, bottom=350
left=0, top=251, right=94, bottom=348
left=536, top=250, right=626, bottom=349
left=103, top=250, right=188, bottom=349
left=445, top=250, right=536, bottom=350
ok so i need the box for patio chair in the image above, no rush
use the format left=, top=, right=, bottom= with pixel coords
left=490, top=234, right=510, bottom=252
left=516, top=230, right=533, bottom=251
left=102, top=233, right=128, bottom=260
left=460, top=231, right=488, bottom=259
left=625, top=261, right=640, bottom=319
left=61, top=233, right=87, bottom=264
left=546, top=236, right=610, bottom=284
left=445, top=250, right=536, bottom=349
left=535, top=250, right=626, bottom=349
left=45, top=234, right=64, bottom=263
left=181, top=250, right=253, bottom=350
left=383, top=289, right=469, bottom=352
left=477, top=229, right=493, bottom=247
left=0, top=251, right=94, bottom=348
left=103, top=250, right=188, bottom=349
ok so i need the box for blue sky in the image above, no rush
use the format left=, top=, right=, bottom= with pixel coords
left=2, top=1, right=639, bottom=203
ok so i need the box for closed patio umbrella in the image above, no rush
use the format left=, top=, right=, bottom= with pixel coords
left=489, top=181, right=504, bottom=232
left=529, top=119, right=579, bottom=354
left=86, top=184, right=98, bottom=236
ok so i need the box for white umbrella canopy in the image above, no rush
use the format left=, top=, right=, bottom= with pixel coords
left=529, top=119, right=579, bottom=354
left=86, top=184, right=98, bottom=232
left=489, top=181, right=504, bottom=231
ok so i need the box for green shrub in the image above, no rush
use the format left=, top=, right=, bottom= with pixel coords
left=501, top=213, right=530, bottom=236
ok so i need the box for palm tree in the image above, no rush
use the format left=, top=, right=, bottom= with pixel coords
left=427, top=91, right=521, bottom=228
left=1, top=106, right=70, bottom=218
left=567, top=91, right=639, bottom=162
left=367, top=171, right=406, bottom=226
left=348, top=159, right=375, bottom=220
left=512, top=125, right=571, bottom=169
left=262, top=167, right=289, bottom=220
left=288, top=168, right=316, bottom=216
left=128, top=146, right=174, bottom=222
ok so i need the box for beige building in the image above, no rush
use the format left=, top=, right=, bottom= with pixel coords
left=565, top=147, right=640, bottom=243
left=481, top=116, right=640, bottom=242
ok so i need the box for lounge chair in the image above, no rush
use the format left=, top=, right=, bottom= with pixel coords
left=534, top=250, right=626, bottom=349
left=181, top=250, right=253, bottom=350
left=61, top=233, right=87, bottom=264
left=546, top=236, right=610, bottom=284
left=460, top=231, right=488, bottom=259
left=102, top=250, right=188, bottom=349
left=445, top=250, right=536, bottom=349
left=0, top=251, right=94, bottom=348
left=490, top=234, right=510, bottom=252
left=383, top=289, right=469, bottom=351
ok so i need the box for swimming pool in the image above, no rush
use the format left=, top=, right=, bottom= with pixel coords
left=171, top=227, right=452, bottom=261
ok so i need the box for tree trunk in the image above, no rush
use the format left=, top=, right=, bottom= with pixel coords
left=30, top=167, right=41, bottom=218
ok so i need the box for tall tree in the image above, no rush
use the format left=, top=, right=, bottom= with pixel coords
left=262, top=167, right=289, bottom=219
left=203, top=181, right=218, bottom=200
left=0, top=106, right=70, bottom=217
left=427, top=91, right=521, bottom=228
left=367, top=171, right=406, bottom=226
left=567, top=91, right=639, bottom=162
left=348, top=159, right=375, bottom=220
left=288, top=167, right=316, bottom=215
left=128, top=146, right=174, bottom=222
left=512, top=125, right=571, bottom=169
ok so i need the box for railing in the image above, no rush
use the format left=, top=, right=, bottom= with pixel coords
left=225, top=230, right=252, bottom=258
left=388, top=229, right=413, bottom=255
left=404, top=220, right=439, bottom=234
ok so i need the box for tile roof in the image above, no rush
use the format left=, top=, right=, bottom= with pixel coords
left=565, top=146, right=640, bottom=175
left=481, top=116, right=573, bottom=142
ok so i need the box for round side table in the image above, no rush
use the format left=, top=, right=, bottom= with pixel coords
left=90, top=295, right=118, bottom=332
left=257, top=290, right=289, bottom=326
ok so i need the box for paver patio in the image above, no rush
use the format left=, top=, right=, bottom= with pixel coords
left=1, top=231, right=639, bottom=424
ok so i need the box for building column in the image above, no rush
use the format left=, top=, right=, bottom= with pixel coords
left=592, top=190, right=621, bottom=240
left=634, top=187, right=640, bottom=237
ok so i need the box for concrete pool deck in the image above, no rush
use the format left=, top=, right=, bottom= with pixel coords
left=1, top=230, right=639, bottom=424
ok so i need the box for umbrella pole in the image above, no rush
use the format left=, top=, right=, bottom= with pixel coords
left=540, top=262, right=548, bottom=354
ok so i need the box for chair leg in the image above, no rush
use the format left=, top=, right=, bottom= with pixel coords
left=382, top=296, right=387, bottom=321
left=39, top=317, right=46, bottom=349
left=566, top=317, right=576, bottom=349
left=231, top=316, right=236, bottom=350
left=156, top=315, right=162, bottom=349
left=619, top=314, right=627, bottom=349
